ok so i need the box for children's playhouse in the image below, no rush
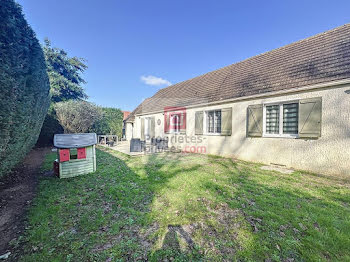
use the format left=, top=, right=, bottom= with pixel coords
left=53, top=133, right=97, bottom=178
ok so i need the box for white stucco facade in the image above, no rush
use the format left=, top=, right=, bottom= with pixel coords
left=129, top=83, right=350, bottom=176
left=125, top=122, right=133, bottom=140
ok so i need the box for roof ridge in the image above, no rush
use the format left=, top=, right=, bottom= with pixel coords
left=150, top=23, right=350, bottom=95
left=231, top=23, right=350, bottom=65
left=130, top=23, right=350, bottom=116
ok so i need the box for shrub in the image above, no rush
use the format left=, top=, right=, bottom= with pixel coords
left=55, top=101, right=102, bottom=133
left=90, top=107, right=123, bottom=137
left=0, top=0, right=50, bottom=177
left=36, top=105, right=64, bottom=146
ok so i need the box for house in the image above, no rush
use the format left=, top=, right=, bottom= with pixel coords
left=122, top=111, right=131, bottom=139
left=123, top=108, right=137, bottom=140
left=53, top=133, right=97, bottom=178
left=123, top=111, right=131, bottom=120
left=124, top=24, right=350, bottom=176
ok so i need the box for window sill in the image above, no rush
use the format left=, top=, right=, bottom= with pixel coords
left=166, top=132, right=185, bottom=135
left=204, top=133, right=222, bottom=136
left=68, top=158, right=87, bottom=162
left=263, top=134, right=299, bottom=139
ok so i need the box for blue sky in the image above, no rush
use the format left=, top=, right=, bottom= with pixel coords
left=17, top=0, right=350, bottom=111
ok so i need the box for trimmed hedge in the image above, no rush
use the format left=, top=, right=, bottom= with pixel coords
left=90, top=107, right=124, bottom=138
left=36, top=105, right=64, bottom=147
left=0, top=0, right=50, bottom=177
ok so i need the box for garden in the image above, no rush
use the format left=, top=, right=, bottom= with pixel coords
left=16, top=148, right=350, bottom=261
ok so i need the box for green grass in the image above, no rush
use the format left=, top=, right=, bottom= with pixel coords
left=19, top=147, right=350, bottom=261
left=40, top=150, right=57, bottom=172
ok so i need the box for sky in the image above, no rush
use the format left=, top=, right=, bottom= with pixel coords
left=17, top=0, right=350, bottom=111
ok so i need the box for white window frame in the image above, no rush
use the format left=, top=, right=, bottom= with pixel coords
left=263, top=100, right=299, bottom=138
left=203, top=109, right=221, bottom=136
left=144, top=117, right=152, bottom=140
left=169, top=114, right=181, bottom=134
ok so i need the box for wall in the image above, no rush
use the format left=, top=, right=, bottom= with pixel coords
left=125, top=122, right=133, bottom=140
left=133, top=84, right=350, bottom=176
left=59, top=145, right=96, bottom=178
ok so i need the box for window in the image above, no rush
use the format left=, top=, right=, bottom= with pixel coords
left=283, top=103, right=298, bottom=134
left=206, top=110, right=221, bottom=134
left=263, top=102, right=299, bottom=137
left=164, top=107, right=186, bottom=134
left=265, top=105, right=280, bottom=134
left=70, top=148, right=78, bottom=160
left=170, top=114, right=180, bottom=133
left=77, top=148, right=86, bottom=159
left=59, top=149, right=70, bottom=162
left=247, top=97, right=321, bottom=138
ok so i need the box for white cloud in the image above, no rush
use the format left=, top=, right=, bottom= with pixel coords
left=140, top=75, right=172, bottom=86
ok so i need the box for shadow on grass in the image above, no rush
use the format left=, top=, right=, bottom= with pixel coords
left=202, top=156, right=350, bottom=261
left=94, top=148, right=204, bottom=261
left=137, top=152, right=205, bottom=261
left=20, top=148, right=203, bottom=261
left=150, top=224, right=203, bottom=261
left=19, top=148, right=350, bottom=261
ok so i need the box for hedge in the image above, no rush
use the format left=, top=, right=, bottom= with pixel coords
left=36, top=105, right=64, bottom=147
left=0, top=0, right=50, bottom=177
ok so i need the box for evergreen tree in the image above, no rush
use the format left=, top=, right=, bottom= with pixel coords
left=44, top=38, right=88, bottom=102
left=37, top=40, right=88, bottom=145
left=0, top=0, right=50, bottom=176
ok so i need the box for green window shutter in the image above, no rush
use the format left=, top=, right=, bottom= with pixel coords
left=141, top=118, right=145, bottom=140
left=150, top=117, right=155, bottom=138
left=247, top=104, right=263, bottom=137
left=298, top=97, right=322, bottom=138
left=180, top=112, right=186, bottom=134
left=221, top=107, right=232, bottom=136
left=195, top=111, right=203, bottom=135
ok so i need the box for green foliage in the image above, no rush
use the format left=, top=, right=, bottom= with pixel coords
left=44, top=39, right=87, bottom=102
left=37, top=40, right=89, bottom=144
left=90, top=107, right=123, bottom=137
left=55, top=100, right=102, bottom=133
left=0, top=0, right=50, bottom=177
left=36, top=105, right=64, bottom=146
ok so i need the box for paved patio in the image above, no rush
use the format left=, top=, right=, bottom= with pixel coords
left=98, top=141, right=171, bottom=156
left=98, top=141, right=145, bottom=156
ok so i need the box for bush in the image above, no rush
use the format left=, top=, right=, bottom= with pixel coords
left=90, top=107, right=123, bottom=137
left=0, top=0, right=50, bottom=177
left=36, top=105, right=64, bottom=146
left=55, top=100, right=102, bottom=133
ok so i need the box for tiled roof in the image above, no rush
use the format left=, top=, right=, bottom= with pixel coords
left=122, top=111, right=131, bottom=120
left=124, top=101, right=147, bottom=122
left=124, top=111, right=135, bottom=122
left=132, top=24, right=350, bottom=116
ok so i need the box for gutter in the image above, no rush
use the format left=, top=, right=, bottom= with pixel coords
left=134, top=78, right=350, bottom=117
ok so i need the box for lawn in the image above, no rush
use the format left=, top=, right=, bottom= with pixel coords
left=17, top=147, right=350, bottom=261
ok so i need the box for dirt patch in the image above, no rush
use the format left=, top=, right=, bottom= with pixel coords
left=195, top=202, right=241, bottom=258
left=154, top=198, right=243, bottom=259
left=0, top=147, right=51, bottom=259
left=91, top=222, right=159, bottom=261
